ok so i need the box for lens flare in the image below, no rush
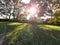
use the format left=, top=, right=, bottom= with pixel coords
left=26, top=7, right=37, bottom=20
left=21, top=3, right=40, bottom=20
left=29, top=7, right=36, bottom=14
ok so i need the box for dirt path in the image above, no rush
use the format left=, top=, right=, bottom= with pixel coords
left=0, top=33, right=5, bottom=45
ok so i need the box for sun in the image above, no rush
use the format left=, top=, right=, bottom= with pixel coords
left=21, top=0, right=30, bottom=4
left=29, top=7, right=36, bottom=14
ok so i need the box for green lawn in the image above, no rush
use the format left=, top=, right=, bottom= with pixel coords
left=0, top=22, right=60, bottom=45
left=38, top=24, right=60, bottom=31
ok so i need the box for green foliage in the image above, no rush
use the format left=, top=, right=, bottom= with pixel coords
left=47, top=8, right=60, bottom=24
left=54, top=9, right=60, bottom=23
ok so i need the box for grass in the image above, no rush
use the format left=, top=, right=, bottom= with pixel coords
left=0, top=22, right=6, bottom=35
left=38, top=24, right=60, bottom=31
left=0, top=22, right=60, bottom=45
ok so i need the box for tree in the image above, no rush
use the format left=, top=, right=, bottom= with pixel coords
left=54, top=9, right=60, bottom=23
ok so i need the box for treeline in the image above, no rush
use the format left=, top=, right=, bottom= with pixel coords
left=0, top=0, right=60, bottom=24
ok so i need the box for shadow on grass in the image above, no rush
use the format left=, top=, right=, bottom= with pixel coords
left=1, top=23, right=60, bottom=45
left=0, top=22, right=4, bottom=34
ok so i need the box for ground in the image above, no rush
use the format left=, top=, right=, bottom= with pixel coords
left=0, top=22, right=60, bottom=45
